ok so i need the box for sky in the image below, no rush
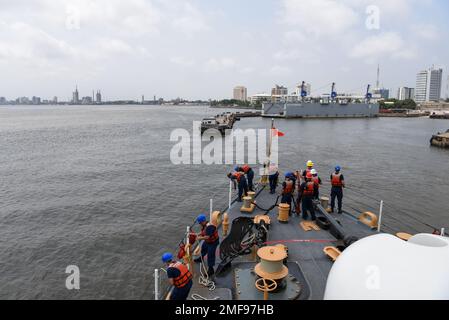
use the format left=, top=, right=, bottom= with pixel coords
left=0, top=0, right=448, bottom=101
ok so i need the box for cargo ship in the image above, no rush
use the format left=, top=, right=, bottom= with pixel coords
left=262, top=83, right=379, bottom=119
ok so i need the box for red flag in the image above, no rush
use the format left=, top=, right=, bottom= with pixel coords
left=271, top=127, right=285, bottom=137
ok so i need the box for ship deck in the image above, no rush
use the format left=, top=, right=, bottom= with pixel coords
left=184, top=184, right=377, bottom=300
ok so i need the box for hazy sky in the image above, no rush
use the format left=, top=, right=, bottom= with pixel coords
left=0, top=0, right=448, bottom=100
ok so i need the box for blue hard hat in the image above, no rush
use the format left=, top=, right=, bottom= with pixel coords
left=234, top=165, right=240, bottom=171
left=335, top=166, right=341, bottom=172
left=285, top=171, right=294, bottom=178
left=162, top=252, right=173, bottom=263
left=196, top=214, right=207, bottom=223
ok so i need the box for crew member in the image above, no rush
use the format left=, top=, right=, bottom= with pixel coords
left=311, top=169, right=322, bottom=199
left=268, top=163, right=279, bottom=194
left=238, top=165, right=255, bottom=192
left=227, top=171, right=248, bottom=202
left=330, top=166, right=345, bottom=214
left=162, top=252, right=193, bottom=300
left=193, top=214, right=220, bottom=276
left=281, top=172, right=295, bottom=215
left=302, top=160, right=314, bottom=180
left=298, top=172, right=318, bottom=221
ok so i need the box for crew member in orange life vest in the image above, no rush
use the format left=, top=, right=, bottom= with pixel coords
left=162, top=252, right=193, bottom=300
left=237, top=165, right=254, bottom=191
left=298, top=172, right=318, bottom=221
left=281, top=172, right=295, bottom=215
left=330, top=166, right=345, bottom=214
left=227, top=170, right=248, bottom=202
left=310, top=169, right=322, bottom=199
left=193, top=214, right=219, bottom=276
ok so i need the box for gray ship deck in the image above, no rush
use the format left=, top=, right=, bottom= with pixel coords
left=185, top=185, right=377, bottom=300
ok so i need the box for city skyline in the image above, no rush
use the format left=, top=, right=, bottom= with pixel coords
left=1, top=66, right=448, bottom=104
left=0, top=1, right=448, bottom=100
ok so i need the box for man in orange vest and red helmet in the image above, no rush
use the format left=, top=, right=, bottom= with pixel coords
left=237, top=165, right=255, bottom=191
left=162, top=252, right=193, bottom=300
left=227, top=169, right=248, bottom=202
left=298, top=172, right=318, bottom=221
left=193, top=214, right=219, bottom=277
left=330, top=165, right=345, bottom=214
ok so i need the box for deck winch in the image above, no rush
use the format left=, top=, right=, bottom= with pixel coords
left=254, top=246, right=289, bottom=292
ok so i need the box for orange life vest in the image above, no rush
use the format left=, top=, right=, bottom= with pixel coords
left=201, top=223, right=219, bottom=244
left=303, top=182, right=315, bottom=197
left=283, top=180, right=294, bottom=195
left=233, top=172, right=243, bottom=182
left=169, top=261, right=193, bottom=288
left=331, top=173, right=343, bottom=187
left=312, top=176, right=320, bottom=188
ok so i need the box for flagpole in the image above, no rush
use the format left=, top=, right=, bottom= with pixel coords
left=267, top=118, right=274, bottom=166
left=261, top=118, right=274, bottom=185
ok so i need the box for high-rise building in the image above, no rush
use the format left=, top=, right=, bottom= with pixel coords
left=96, top=91, right=102, bottom=104
left=72, top=85, right=80, bottom=104
left=233, top=86, right=247, bottom=101
left=446, top=76, right=449, bottom=100
left=373, top=88, right=389, bottom=100
left=271, top=85, right=288, bottom=96
left=32, top=96, right=41, bottom=105
left=397, top=87, right=415, bottom=100
left=415, top=67, right=443, bottom=103
left=0, top=97, right=6, bottom=104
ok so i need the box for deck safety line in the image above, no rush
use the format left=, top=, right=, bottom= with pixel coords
left=263, top=239, right=338, bottom=245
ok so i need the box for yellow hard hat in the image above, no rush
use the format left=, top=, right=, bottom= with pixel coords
left=307, top=160, right=314, bottom=167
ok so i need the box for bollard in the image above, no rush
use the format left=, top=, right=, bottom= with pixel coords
left=222, top=213, right=229, bottom=237
left=278, top=203, right=290, bottom=223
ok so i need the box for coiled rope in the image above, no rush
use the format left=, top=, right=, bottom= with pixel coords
left=198, top=255, right=216, bottom=291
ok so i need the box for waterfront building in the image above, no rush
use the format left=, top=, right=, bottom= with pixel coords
left=32, top=96, right=41, bottom=105
left=81, top=96, right=93, bottom=104
left=397, top=87, right=415, bottom=100
left=249, top=93, right=271, bottom=104
left=53, top=96, right=58, bottom=104
left=373, top=88, right=389, bottom=100
left=18, top=97, right=30, bottom=104
left=0, top=97, right=6, bottom=104
left=415, top=67, right=443, bottom=103
left=271, top=85, right=288, bottom=96
left=233, top=86, right=247, bottom=101
left=96, top=91, right=102, bottom=104
left=72, top=85, right=80, bottom=104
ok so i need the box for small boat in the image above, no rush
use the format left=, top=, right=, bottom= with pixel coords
left=430, top=130, right=449, bottom=148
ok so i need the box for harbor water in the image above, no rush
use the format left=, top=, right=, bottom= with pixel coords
left=0, top=105, right=448, bottom=299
